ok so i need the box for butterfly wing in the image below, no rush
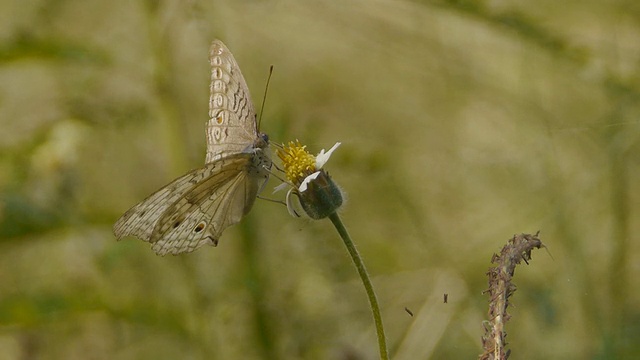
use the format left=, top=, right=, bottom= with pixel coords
left=112, top=163, right=225, bottom=243
left=150, top=154, right=267, bottom=255
left=114, top=40, right=271, bottom=255
left=207, top=40, right=258, bottom=163
left=113, top=154, right=258, bottom=253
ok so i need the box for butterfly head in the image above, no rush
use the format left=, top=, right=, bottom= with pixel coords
left=256, top=132, right=270, bottom=149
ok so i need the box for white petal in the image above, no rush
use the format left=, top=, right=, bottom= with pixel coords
left=273, top=182, right=289, bottom=193
left=285, top=189, right=301, bottom=217
left=315, top=142, right=341, bottom=169
left=299, top=171, right=321, bottom=192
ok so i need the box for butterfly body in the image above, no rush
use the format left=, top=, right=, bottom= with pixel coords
left=113, top=40, right=271, bottom=255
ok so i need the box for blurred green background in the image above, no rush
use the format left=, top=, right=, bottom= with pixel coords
left=1, top=0, right=639, bottom=359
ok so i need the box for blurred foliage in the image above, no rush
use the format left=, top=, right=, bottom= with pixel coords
left=0, top=0, right=639, bottom=359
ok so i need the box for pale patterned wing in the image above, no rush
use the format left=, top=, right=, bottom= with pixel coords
left=150, top=155, right=267, bottom=255
left=113, top=155, right=248, bottom=244
left=113, top=164, right=225, bottom=243
left=207, top=40, right=258, bottom=163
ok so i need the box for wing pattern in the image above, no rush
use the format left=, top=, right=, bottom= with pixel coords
left=113, top=39, right=271, bottom=255
left=114, top=154, right=266, bottom=255
left=207, top=40, right=258, bottom=163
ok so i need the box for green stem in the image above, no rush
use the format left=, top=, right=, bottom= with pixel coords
left=328, top=212, right=389, bottom=360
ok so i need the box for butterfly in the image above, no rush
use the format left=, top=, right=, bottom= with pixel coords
left=113, top=40, right=272, bottom=255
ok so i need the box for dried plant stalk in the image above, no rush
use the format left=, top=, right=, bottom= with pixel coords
left=479, top=232, right=544, bottom=360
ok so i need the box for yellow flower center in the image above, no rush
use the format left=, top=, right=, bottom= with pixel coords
left=277, top=140, right=316, bottom=184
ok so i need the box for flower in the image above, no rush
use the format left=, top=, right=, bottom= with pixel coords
left=276, top=141, right=343, bottom=219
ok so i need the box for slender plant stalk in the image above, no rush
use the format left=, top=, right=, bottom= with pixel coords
left=329, top=212, right=389, bottom=360
left=479, top=232, right=544, bottom=360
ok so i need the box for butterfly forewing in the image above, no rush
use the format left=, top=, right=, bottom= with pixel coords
left=113, top=166, right=215, bottom=242
left=207, top=40, right=258, bottom=163
left=113, top=158, right=239, bottom=244
left=113, top=39, right=272, bottom=255
left=151, top=154, right=261, bottom=255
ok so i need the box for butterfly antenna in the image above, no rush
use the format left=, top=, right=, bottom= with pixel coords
left=257, top=65, right=274, bottom=132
